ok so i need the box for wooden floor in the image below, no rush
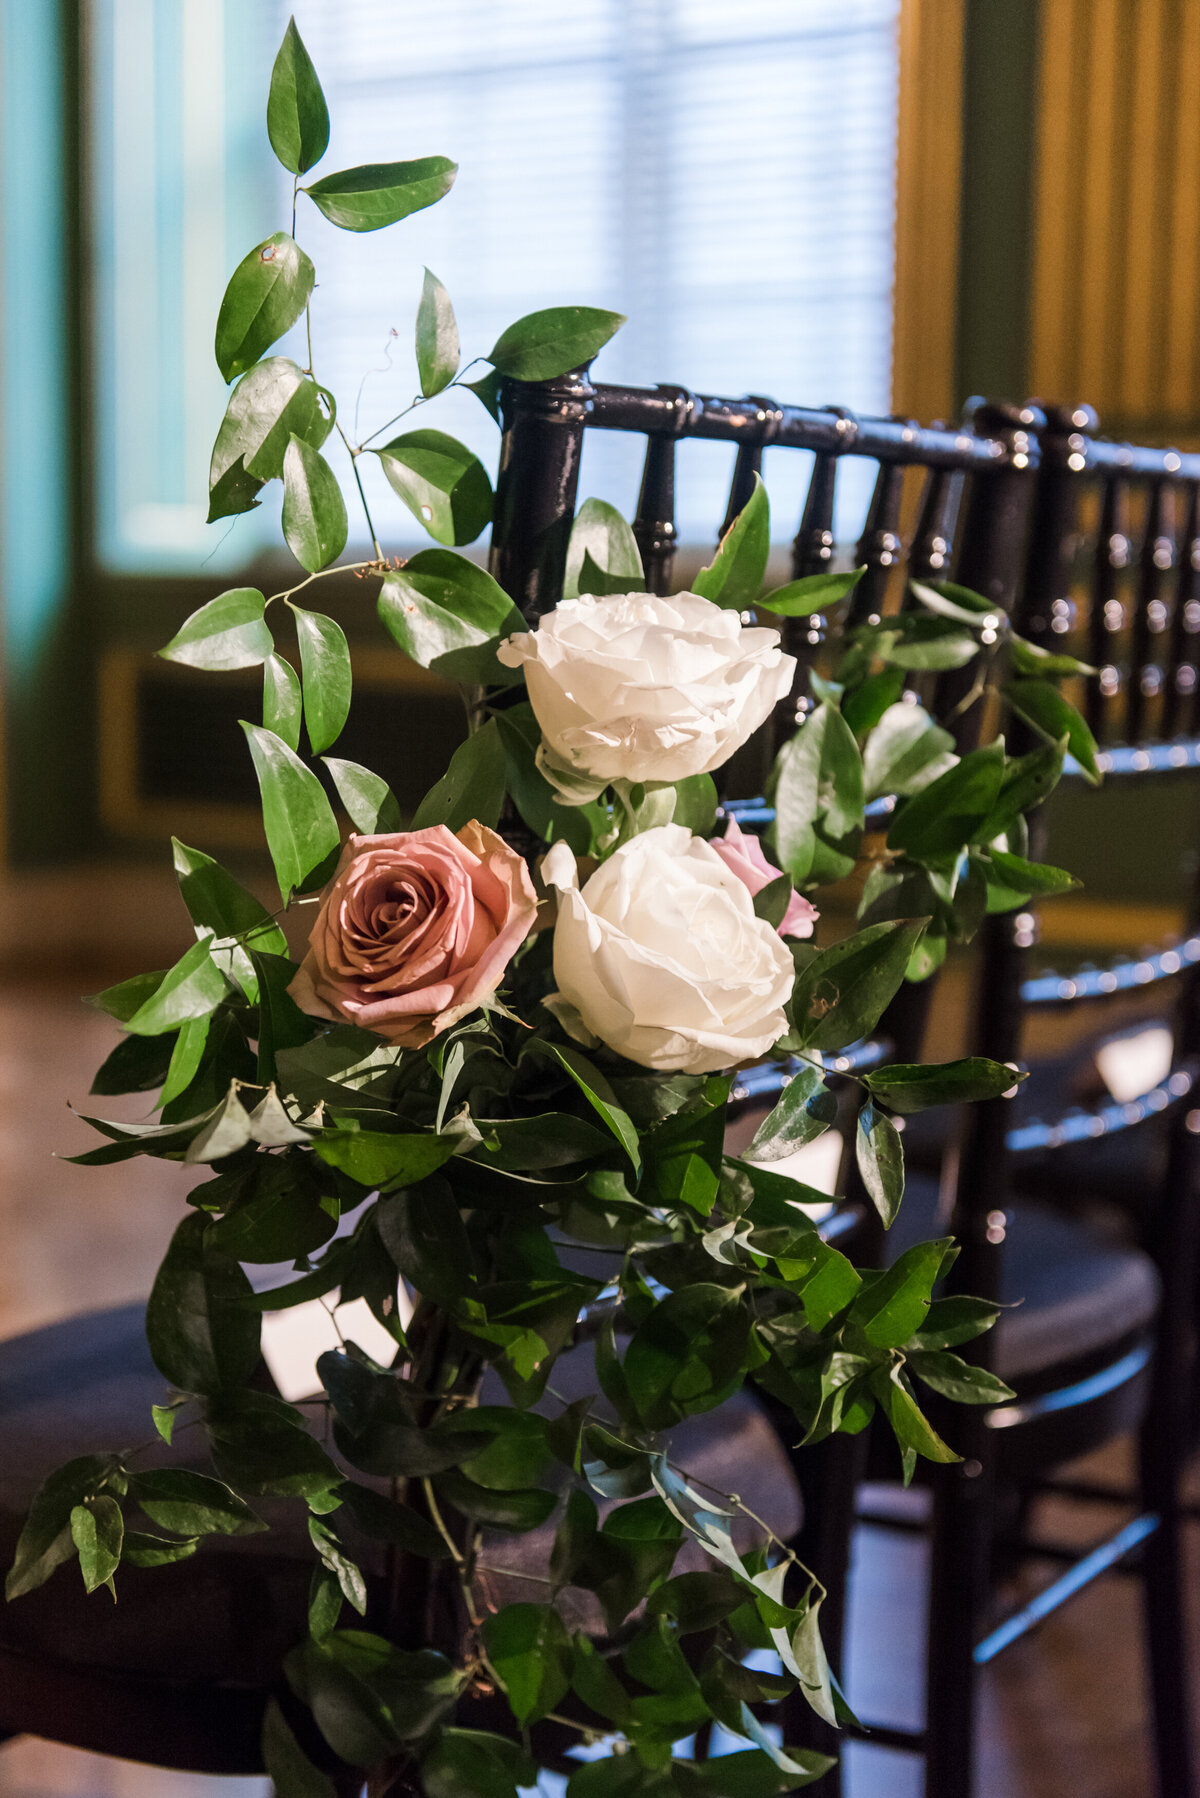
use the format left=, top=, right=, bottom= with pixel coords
left=0, top=975, right=1196, bottom=1798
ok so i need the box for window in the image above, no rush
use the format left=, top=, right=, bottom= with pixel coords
left=89, top=0, right=900, bottom=571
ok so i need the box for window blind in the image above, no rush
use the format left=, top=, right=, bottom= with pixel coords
left=90, top=0, right=900, bottom=569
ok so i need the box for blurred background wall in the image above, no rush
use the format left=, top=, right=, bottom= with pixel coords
left=0, top=0, right=1195, bottom=970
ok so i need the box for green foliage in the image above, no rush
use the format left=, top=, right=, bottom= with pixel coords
left=304, top=157, right=458, bottom=230
left=214, top=234, right=315, bottom=382
left=267, top=19, right=329, bottom=175
left=377, top=551, right=524, bottom=683
left=208, top=358, right=332, bottom=520
left=282, top=436, right=349, bottom=571
left=487, top=306, right=625, bottom=380
left=323, top=756, right=403, bottom=832
left=377, top=429, right=493, bottom=545
left=564, top=497, right=645, bottom=598
left=160, top=589, right=273, bottom=672
left=241, top=721, right=341, bottom=902
left=416, top=268, right=460, bottom=397
left=693, top=475, right=770, bottom=610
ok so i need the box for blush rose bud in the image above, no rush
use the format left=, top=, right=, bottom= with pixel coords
left=496, top=590, right=796, bottom=802
left=542, top=825, right=795, bottom=1074
left=708, top=816, right=819, bottom=939
left=288, top=823, right=538, bottom=1049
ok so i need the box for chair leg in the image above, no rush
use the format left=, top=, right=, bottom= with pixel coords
left=924, top=1451, right=994, bottom=1798
left=1138, top=1425, right=1196, bottom=1798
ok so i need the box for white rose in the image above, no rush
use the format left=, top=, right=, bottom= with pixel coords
left=496, top=591, right=796, bottom=801
left=543, top=825, right=795, bottom=1074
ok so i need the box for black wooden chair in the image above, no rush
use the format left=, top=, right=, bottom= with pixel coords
left=854, top=404, right=1200, bottom=1798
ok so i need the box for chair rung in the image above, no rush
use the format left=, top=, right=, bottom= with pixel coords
left=1034, top=1477, right=1131, bottom=1505
left=973, top=1513, right=1158, bottom=1664
left=840, top=1720, right=927, bottom=1753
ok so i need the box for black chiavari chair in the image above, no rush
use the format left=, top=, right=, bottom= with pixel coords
left=867, top=404, right=1200, bottom=1798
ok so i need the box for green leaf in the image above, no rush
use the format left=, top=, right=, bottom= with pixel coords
left=464, top=368, right=503, bottom=422
left=241, top=721, right=341, bottom=903
left=122, top=1530, right=201, bottom=1568
left=291, top=606, right=352, bottom=752
left=745, top=1061, right=839, bottom=1162
left=335, top=1483, right=452, bottom=1559
left=487, top=306, right=625, bottom=380
left=865, top=1057, right=1023, bottom=1113
left=415, top=267, right=459, bottom=398
left=310, top=1515, right=368, bottom=1615
left=298, top=1631, right=464, bottom=1762
left=323, top=757, right=403, bottom=832
left=160, top=588, right=272, bottom=672
left=789, top=919, right=927, bottom=1052
left=377, top=428, right=493, bottom=546
left=886, top=742, right=1005, bottom=860
left=855, top=1100, right=904, bottom=1227
left=755, top=567, right=865, bottom=616
left=625, top=1285, right=748, bottom=1429
left=205, top=1156, right=334, bottom=1262
left=282, top=436, right=348, bottom=572
left=252, top=949, right=318, bottom=1084
left=850, top=1237, right=954, bottom=1347
left=862, top=702, right=957, bottom=800
left=914, top=1295, right=1003, bottom=1349
left=209, top=358, right=332, bottom=514
left=526, top=1039, right=641, bottom=1174
left=908, top=1348, right=1015, bottom=1405
left=304, top=156, right=457, bottom=231
left=980, top=739, right=1066, bottom=841
left=693, top=474, right=770, bottom=610
left=1009, top=635, right=1099, bottom=678
left=909, top=578, right=1000, bottom=625
left=982, top=848, right=1081, bottom=910
left=86, top=969, right=165, bottom=1023
left=264, top=653, right=303, bottom=752
left=410, top=716, right=506, bottom=832
left=123, top=938, right=229, bottom=1036
left=89, top=1030, right=175, bottom=1096
left=144, top=1212, right=262, bottom=1394
left=206, top=454, right=263, bottom=523
left=646, top=1569, right=747, bottom=1633
left=433, top=1469, right=557, bottom=1531
left=314, top=1129, right=457, bottom=1188
left=751, top=873, right=794, bottom=931
left=1004, top=678, right=1103, bottom=785
left=423, top=1730, right=535, bottom=1798
left=563, top=498, right=644, bottom=599
left=6, top=1455, right=120, bottom=1600
left=127, top=1467, right=265, bottom=1536
left=482, top=1602, right=572, bottom=1725
left=172, top=837, right=289, bottom=983
left=261, top=1696, right=338, bottom=1798
left=872, top=1362, right=960, bottom=1468
left=842, top=665, right=905, bottom=736
left=214, top=233, right=315, bottom=383
left=773, top=701, right=864, bottom=882
left=267, top=18, right=329, bottom=175
left=669, top=772, right=720, bottom=836
left=377, top=551, right=524, bottom=683
left=159, top=1014, right=210, bottom=1109
left=873, top=616, right=981, bottom=671
left=68, top=1496, right=122, bottom=1594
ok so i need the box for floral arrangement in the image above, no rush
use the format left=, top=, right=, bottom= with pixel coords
left=6, top=20, right=1098, bottom=1798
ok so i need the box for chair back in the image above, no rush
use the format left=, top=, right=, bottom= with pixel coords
left=951, top=407, right=1200, bottom=1398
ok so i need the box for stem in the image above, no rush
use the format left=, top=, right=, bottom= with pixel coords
left=338, top=424, right=384, bottom=561
left=291, top=175, right=299, bottom=240
left=265, top=559, right=381, bottom=611
left=358, top=356, right=490, bottom=449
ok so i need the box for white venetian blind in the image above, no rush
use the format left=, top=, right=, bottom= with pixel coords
left=91, top=0, right=900, bottom=568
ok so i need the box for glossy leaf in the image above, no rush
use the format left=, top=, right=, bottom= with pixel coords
left=206, top=455, right=263, bottom=523
left=527, top=1040, right=641, bottom=1174
left=282, top=436, right=348, bottom=572
left=563, top=498, right=644, bottom=599
left=314, top=1130, right=457, bottom=1188
left=241, top=721, right=341, bottom=902
left=886, top=743, right=1005, bottom=860
left=1004, top=678, right=1103, bottom=785
left=790, top=919, right=927, bottom=1053
left=482, top=1602, right=572, bottom=1725
left=855, top=1101, right=904, bottom=1227
left=693, top=474, right=770, bottom=610
left=127, top=1466, right=264, bottom=1536
left=261, top=1697, right=338, bottom=1798
left=209, top=358, right=331, bottom=515
left=160, top=588, right=272, bottom=672
left=205, top=1158, right=334, bottom=1263
left=123, top=938, right=228, bottom=1036
left=487, top=306, right=625, bottom=380
left=377, top=428, right=493, bottom=546
left=865, top=1056, right=1024, bottom=1113
left=873, top=617, right=981, bottom=671
left=980, top=739, right=1066, bottom=841
left=914, top=1294, right=1003, bottom=1349
left=423, top=1729, right=536, bottom=1798
left=416, top=267, right=459, bottom=397
left=214, top=233, right=315, bottom=383
left=862, top=702, right=956, bottom=800
left=464, top=368, right=503, bottom=422
left=144, top=1213, right=261, bottom=1393
left=1009, top=635, right=1097, bottom=678
left=909, top=578, right=1000, bottom=626
left=87, top=970, right=165, bottom=1023
left=304, top=156, right=457, bottom=231
left=755, top=567, right=865, bottom=616
left=774, top=701, right=864, bottom=882
left=159, top=1015, right=210, bottom=1109
left=745, top=1061, right=838, bottom=1161
left=264, top=653, right=303, bottom=752
left=908, top=1349, right=1015, bottom=1406
left=6, top=1454, right=120, bottom=1600
left=377, top=551, right=524, bottom=683
left=267, top=18, right=329, bottom=175
left=290, top=606, right=352, bottom=752
left=323, top=757, right=403, bottom=832
left=172, top=837, right=288, bottom=975
left=983, top=848, right=1081, bottom=910
left=872, top=1362, right=960, bottom=1467
left=410, top=716, right=506, bottom=832
left=850, top=1238, right=954, bottom=1348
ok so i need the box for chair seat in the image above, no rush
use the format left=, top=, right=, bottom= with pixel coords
left=0, top=1302, right=802, bottom=1771
left=888, top=1175, right=1160, bottom=1385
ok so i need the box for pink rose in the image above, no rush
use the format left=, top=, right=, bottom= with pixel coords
left=288, top=823, right=538, bottom=1049
left=708, top=817, right=818, bottom=939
